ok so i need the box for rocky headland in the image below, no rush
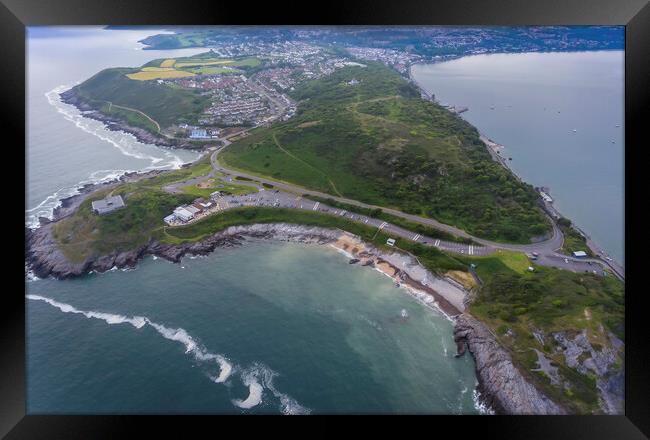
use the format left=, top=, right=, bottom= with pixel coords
left=59, top=88, right=202, bottom=150
left=26, top=203, right=572, bottom=414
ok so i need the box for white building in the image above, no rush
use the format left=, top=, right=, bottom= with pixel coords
left=164, top=214, right=177, bottom=225
left=174, top=207, right=195, bottom=222
left=184, top=205, right=200, bottom=215
left=92, top=195, right=126, bottom=215
left=572, top=250, right=587, bottom=258
left=190, top=128, right=209, bottom=139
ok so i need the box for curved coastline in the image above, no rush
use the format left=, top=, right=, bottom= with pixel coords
left=59, top=87, right=202, bottom=151
left=26, top=58, right=604, bottom=416
left=26, top=200, right=566, bottom=414
left=407, top=57, right=623, bottom=269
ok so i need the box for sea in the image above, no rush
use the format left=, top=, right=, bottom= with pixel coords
left=26, top=26, right=203, bottom=228
left=25, top=27, right=483, bottom=414
left=27, top=242, right=482, bottom=414
left=411, top=51, right=624, bottom=264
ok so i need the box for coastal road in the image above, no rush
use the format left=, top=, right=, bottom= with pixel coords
left=200, top=146, right=623, bottom=280
left=210, top=147, right=563, bottom=252
left=208, top=190, right=493, bottom=257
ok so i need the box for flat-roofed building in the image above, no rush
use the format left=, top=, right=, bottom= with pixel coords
left=572, top=250, right=588, bottom=258
left=92, top=195, right=126, bottom=215
left=164, top=214, right=177, bottom=225
left=174, top=207, right=195, bottom=222
left=184, top=205, right=200, bottom=215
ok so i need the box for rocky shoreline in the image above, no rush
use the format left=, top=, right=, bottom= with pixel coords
left=454, top=314, right=566, bottom=414
left=59, top=88, right=202, bottom=150
left=26, top=213, right=569, bottom=414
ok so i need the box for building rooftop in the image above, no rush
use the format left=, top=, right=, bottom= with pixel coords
left=92, top=195, right=126, bottom=215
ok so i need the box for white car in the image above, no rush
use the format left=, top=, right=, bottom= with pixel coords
left=564, top=258, right=569, bottom=263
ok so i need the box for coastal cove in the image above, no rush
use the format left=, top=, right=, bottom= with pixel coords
left=27, top=238, right=485, bottom=414
left=25, top=27, right=625, bottom=416
left=411, top=51, right=624, bottom=264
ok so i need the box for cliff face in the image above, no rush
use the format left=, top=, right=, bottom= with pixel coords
left=453, top=313, right=566, bottom=415
left=27, top=214, right=572, bottom=415
left=26, top=223, right=341, bottom=280
left=59, top=89, right=200, bottom=150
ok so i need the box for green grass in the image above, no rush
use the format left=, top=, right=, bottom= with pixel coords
left=456, top=250, right=624, bottom=413
left=221, top=62, right=551, bottom=244
left=51, top=159, right=215, bottom=262
left=303, top=195, right=474, bottom=244
left=161, top=206, right=466, bottom=273
left=72, top=67, right=210, bottom=128
left=179, top=177, right=256, bottom=198
left=53, top=156, right=624, bottom=414
left=557, top=217, right=594, bottom=257
left=186, top=66, right=242, bottom=75
left=99, top=103, right=159, bottom=134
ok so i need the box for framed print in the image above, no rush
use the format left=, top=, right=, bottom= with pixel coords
left=3, top=0, right=649, bottom=437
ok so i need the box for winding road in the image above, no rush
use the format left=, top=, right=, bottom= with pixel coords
left=202, top=145, right=624, bottom=280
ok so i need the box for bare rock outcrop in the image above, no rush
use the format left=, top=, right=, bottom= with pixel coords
left=26, top=223, right=341, bottom=280
left=454, top=313, right=566, bottom=415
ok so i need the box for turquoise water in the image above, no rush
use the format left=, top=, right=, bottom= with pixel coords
left=27, top=242, right=481, bottom=414
left=412, top=51, right=624, bottom=264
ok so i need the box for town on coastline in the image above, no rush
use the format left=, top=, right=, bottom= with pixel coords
left=27, top=26, right=625, bottom=415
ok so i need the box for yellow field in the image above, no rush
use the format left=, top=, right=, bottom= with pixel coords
left=175, top=59, right=234, bottom=68
left=160, top=59, right=176, bottom=68
left=126, top=70, right=196, bottom=81
left=141, top=67, right=177, bottom=72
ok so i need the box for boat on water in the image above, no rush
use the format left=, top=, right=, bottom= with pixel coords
left=572, top=129, right=577, bottom=132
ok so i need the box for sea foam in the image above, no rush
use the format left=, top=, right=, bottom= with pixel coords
left=27, top=294, right=307, bottom=414
left=27, top=86, right=198, bottom=229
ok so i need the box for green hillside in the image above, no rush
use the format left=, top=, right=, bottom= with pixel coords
left=221, top=62, right=551, bottom=243
left=71, top=67, right=210, bottom=128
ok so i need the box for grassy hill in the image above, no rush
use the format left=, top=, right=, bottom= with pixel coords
left=71, top=66, right=210, bottom=129
left=221, top=62, right=551, bottom=243
left=459, top=250, right=624, bottom=414
left=52, top=156, right=623, bottom=414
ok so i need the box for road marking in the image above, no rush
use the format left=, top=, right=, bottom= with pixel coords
left=313, top=202, right=320, bottom=211
left=412, top=234, right=420, bottom=241
left=434, top=239, right=440, bottom=247
left=468, top=245, right=473, bottom=255
left=378, top=222, right=387, bottom=230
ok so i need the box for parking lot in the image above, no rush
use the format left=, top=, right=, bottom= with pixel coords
left=211, top=189, right=493, bottom=256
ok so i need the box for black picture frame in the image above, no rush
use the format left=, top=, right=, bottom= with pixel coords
left=5, top=0, right=648, bottom=437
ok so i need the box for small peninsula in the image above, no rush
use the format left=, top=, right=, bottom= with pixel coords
left=28, top=30, right=625, bottom=415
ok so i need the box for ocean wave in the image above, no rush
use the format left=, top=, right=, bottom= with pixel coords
left=232, top=363, right=310, bottom=414
left=27, top=295, right=147, bottom=328
left=232, top=367, right=265, bottom=409
left=27, top=295, right=307, bottom=414
left=26, top=85, right=198, bottom=229
left=44, top=85, right=186, bottom=165
left=25, top=273, right=40, bottom=282
left=472, top=388, right=495, bottom=415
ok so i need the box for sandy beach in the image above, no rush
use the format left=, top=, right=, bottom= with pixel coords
left=329, top=233, right=468, bottom=317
